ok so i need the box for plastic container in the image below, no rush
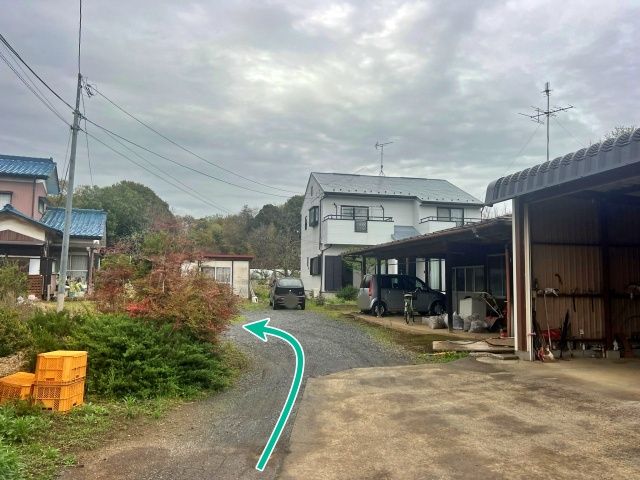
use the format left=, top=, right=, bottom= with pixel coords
left=33, top=378, right=85, bottom=412
left=35, top=351, right=88, bottom=383
left=0, top=372, right=35, bottom=403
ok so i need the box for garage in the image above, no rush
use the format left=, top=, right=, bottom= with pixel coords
left=485, top=127, right=640, bottom=360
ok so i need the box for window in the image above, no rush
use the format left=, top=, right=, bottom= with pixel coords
left=453, top=266, right=484, bottom=293
left=304, top=216, right=308, bottom=230
left=215, top=267, right=231, bottom=284
left=437, top=207, right=464, bottom=226
left=310, top=256, right=321, bottom=275
left=279, top=278, right=303, bottom=288
left=0, top=192, right=12, bottom=207
left=428, top=259, right=443, bottom=291
left=38, top=197, right=47, bottom=215
left=355, top=219, right=367, bottom=232
left=309, top=206, right=319, bottom=227
left=310, top=186, right=314, bottom=196
left=68, top=254, right=89, bottom=282
left=341, top=205, right=369, bottom=219
left=404, top=276, right=426, bottom=291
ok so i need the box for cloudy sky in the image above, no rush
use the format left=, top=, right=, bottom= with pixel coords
left=0, top=0, right=638, bottom=216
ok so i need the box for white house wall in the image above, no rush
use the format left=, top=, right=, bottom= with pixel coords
left=0, top=217, right=46, bottom=241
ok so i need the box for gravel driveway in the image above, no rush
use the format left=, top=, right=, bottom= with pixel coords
left=61, top=308, right=410, bottom=480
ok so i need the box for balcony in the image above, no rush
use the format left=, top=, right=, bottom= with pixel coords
left=417, top=216, right=482, bottom=235
left=321, top=214, right=394, bottom=245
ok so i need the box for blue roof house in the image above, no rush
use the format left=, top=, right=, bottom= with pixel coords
left=0, top=154, right=107, bottom=299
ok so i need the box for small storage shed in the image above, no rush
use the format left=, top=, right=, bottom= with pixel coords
left=485, top=128, right=640, bottom=360
left=183, top=254, right=253, bottom=299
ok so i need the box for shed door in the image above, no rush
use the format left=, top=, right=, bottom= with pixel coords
left=324, top=256, right=343, bottom=292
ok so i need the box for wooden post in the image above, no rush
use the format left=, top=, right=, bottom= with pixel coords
left=505, top=244, right=512, bottom=337
left=599, top=199, right=612, bottom=349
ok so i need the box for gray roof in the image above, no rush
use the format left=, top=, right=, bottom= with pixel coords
left=392, top=225, right=420, bottom=241
left=485, top=127, right=640, bottom=205
left=311, top=172, right=482, bottom=205
left=0, top=154, right=60, bottom=195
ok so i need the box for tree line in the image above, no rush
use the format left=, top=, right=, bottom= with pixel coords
left=50, top=181, right=303, bottom=273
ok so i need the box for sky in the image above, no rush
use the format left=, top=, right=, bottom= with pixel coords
left=0, top=0, right=638, bottom=217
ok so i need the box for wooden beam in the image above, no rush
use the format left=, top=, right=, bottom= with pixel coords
left=599, top=199, right=613, bottom=349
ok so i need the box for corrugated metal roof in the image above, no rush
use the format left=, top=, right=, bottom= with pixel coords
left=312, top=173, right=482, bottom=204
left=485, top=127, right=640, bottom=205
left=40, top=208, right=107, bottom=239
left=392, top=225, right=420, bottom=241
left=0, top=154, right=60, bottom=194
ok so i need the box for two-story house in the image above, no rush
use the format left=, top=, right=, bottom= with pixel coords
left=300, top=172, right=483, bottom=294
left=0, top=154, right=107, bottom=299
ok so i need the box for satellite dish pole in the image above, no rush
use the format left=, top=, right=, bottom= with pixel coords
left=375, top=141, right=393, bottom=176
left=519, top=81, right=573, bottom=162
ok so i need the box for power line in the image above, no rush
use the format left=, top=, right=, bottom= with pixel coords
left=83, top=117, right=291, bottom=198
left=78, top=0, right=82, bottom=74
left=86, top=84, right=299, bottom=195
left=80, top=90, right=94, bottom=186
left=0, top=32, right=75, bottom=112
left=85, top=129, right=231, bottom=214
left=95, top=125, right=230, bottom=214
left=0, top=47, right=70, bottom=126
left=553, top=116, right=583, bottom=146
left=501, top=122, right=542, bottom=177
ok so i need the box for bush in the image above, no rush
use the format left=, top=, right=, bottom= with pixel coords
left=336, top=285, right=358, bottom=301
left=0, top=262, right=27, bottom=302
left=0, top=308, right=33, bottom=357
left=24, top=311, right=78, bottom=370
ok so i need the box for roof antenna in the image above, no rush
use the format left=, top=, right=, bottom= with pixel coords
left=519, top=81, right=573, bottom=162
left=375, top=141, right=393, bottom=176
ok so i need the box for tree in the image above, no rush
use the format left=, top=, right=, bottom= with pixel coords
left=602, top=125, right=636, bottom=141
left=54, top=181, right=174, bottom=244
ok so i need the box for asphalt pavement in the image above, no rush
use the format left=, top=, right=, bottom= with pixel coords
left=61, top=307, right=411, bottom=480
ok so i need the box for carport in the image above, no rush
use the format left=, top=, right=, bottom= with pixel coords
left=344, top=217, right=513, bottom=333
left=485, top=128, right=640, bottom=360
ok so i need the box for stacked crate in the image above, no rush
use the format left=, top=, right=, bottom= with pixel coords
left=33, top=351, right=87, bottom=412
left=0, top=372, right=36, bottom=403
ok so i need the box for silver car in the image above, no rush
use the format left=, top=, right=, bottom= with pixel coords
left=357, top=274, right=446, bottom=317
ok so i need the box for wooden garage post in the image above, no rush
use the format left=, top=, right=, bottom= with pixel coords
left=599, top=199, right=613, bottom=349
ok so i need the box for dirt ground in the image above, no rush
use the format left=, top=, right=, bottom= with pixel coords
left=280, top=357, right=640, bottom=480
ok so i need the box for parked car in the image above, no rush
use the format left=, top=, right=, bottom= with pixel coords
left=357, top=274, right=445, bottom=317
left=270, top=277, right=306, bottom=310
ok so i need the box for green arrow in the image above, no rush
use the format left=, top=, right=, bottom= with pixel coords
left=242, top=318, right=305, bottom=472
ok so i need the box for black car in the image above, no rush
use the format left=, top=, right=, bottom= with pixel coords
left=269, top=277, right=306, bottom=310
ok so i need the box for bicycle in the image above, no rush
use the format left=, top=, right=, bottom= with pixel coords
left=404, top=288, right=420, bottom=324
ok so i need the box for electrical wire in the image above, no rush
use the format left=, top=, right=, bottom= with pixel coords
left=87, top=84, right=299, bottom=195
left=0, top=47, right=70, bottom=126
left=553, top=117, right=583, bottom=147
left=0, top=33, right=75, bottom=112
left=83, top=117, right=291, bottom=198
left=78, top=0, right=82, bottom=74
left=85, top=130, right=231, bottom=214
left=96, top=125, right=230, bottom=214
left=80, top=90, right=94, bottom=186
left=501, top=122, right=542, bottom=177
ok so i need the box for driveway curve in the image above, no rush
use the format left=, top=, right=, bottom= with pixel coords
left=62, top=308, right=410, bottom=480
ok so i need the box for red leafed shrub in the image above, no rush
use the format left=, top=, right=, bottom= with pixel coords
left=93, top=254, right=138, bottom=313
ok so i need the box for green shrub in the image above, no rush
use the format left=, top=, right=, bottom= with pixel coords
left=0, top=441, right=22, bottom=480
left=314, top=292, right=325, bottom=306
left=0, top=407, right=50, bottom=444
left=336, top=285, right=358, bottom=301
left=0, top=308, right=33, bottom=357
left=0, top=262, right=27, bottom=301
left=66, top=314, right=232, bottom=399
left=24, top=311, right=79, bottom=370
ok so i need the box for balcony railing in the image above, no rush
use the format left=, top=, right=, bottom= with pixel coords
left=419, top=216, right=482, bottom=226
left=323, top=214, right=393, bottom=222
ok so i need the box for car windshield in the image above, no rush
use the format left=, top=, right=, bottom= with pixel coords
left=279, top=278, right=303, bottom=288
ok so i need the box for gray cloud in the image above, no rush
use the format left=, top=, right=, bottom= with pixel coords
left=1, top=0, right=638, bottom=215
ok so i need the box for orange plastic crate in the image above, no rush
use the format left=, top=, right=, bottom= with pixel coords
left=35, top=351, right=87, bottom=383
left=0, top=372, right=35, bottom=403
left=33, top=378, right=85, bottom=412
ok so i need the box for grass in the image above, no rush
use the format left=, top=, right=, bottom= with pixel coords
left=37, top=301, right=96, bottom=316
left=0, top=341, right=249, bottom=480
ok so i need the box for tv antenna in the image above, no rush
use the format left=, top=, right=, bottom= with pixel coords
left=519, top=81, right=573, bottom=162
left=375, top=141, right=393, bottom=176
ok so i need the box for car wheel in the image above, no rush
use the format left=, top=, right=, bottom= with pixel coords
left=430, top=301, right=445, bottom=315
left=373, top=302, right=387, bottom=317
left=272, top=302, right=278, bottom=310
left=300, top=302, right=305, bottom=310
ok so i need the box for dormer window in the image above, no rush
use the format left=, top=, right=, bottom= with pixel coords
left=0, top=192, right=12, bottom=207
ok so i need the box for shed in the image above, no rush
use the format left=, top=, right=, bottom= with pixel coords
left=183, top=254, right=253, bottom=299
left=485, top=127, right=640, bottom=360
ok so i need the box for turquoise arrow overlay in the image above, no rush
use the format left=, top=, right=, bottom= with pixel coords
left=242, top=318, right=305, bottom=472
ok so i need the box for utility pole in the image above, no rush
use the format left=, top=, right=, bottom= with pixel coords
left=519, top=81, right=573, bottom=162
left=56, top=73, right=83, bottom=312
left=375, top=141, right=393, bottom=176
